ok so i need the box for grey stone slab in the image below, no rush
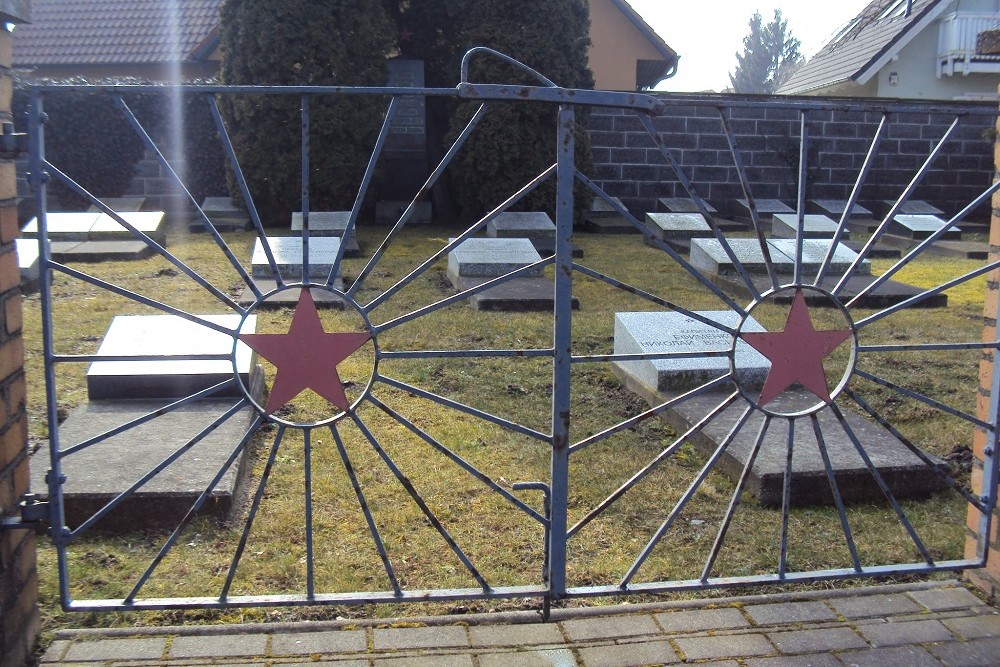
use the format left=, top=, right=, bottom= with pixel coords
left=237, top=280, right=346, bottom=309
left=808, top=199, right=874, bottom=221
left=487, top=212, right=556, bottom=240
left=21, top=211, right=101, bottom=240
left=734, top=198, right=794, bottom=216
left=169, top=634, right=268, bottom=658
left=674, top=634, right=775, bottom=661
left=578, top=639, right=680, bottom=666
left=713, top=274, right=947, bottom=310
left=655, top=607, right=750, bottom=633
left=771, top=214, right=845, bottom=239
left=941, top=613, right=1000, bottom=639
left=843, top=239, right=902, bottom=259
left=196, top=196, right=252, bottom=231
left=659, top=197, right=718, bottom=214
left=880, top=200, right=945, bottom=217
left=291, top=211, right=353, bottom=237
left=270, top=629, right=368, bottom=655
left=479, top=648, right=577, bottom=667
left=63, top=638, right=167, bottom=662
left=927, top=636, right=1000, bottom=666
left=828, top=593, right=922, bottom=619
left=746, top=655, right=842, bottom=667
left=662, top=391, right=950, bottom=507
left=468, top=623, right=564, bottom=647
left=372, top=626, right=469, bottom=650
left=767, top=627, right=866, bottom=653
left=15, top=238, right=38, bottom=284
left=908, top=587, right=987, bottom=612
left=690, top=238, right=796, bottom=276
left=646, top=212, right=712, bottom=240
left=375, top=655, right=474, bottom=667
left=744, top=600, right=838, bottom=625
left=286, top=661, right=368, bottom=667
left=591, top=196, right=629, bottom=217
left=888, top=215, right=961, bottom=240
left=612, top=310, right=768, bottom=392
left=447, top=237, right=543, bottom=278
left=49, top=240, right=155, bottom=263
left=560, top=615, right=660, bottom=641
left=30, top=398, right=258, bottom=531
left=857, top=619, right=955, bottom=647
left=88, top=196, right=146, bottom=213
left=252, top=236, right=341, bottom=280
left=832, top=646, right=943, bottom=667
left=765, top=238, right=870, bottom=276
left=448, top=274, right=579, bottom=312
left=87, top=314, right=255, bottom=400
left=89, top=211, right=165, bottom=243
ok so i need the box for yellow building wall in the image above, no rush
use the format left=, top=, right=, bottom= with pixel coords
left=588, top=0, right=668, bottom=90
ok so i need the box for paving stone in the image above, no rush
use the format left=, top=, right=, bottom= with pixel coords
left=468, top=623, right=564, bottom=647
left=63, top=638, right=167, bottom=662
left=857, top=619, right=954, bottom=647
left=654, top=607, right=750, bottom=632
left=744, top=601, right=838, bottom=625
left=578, top=639, right=679, bottom=666
left=478, top=648, right=577, bottom=667
left=828, top=593, right=922, bottom=619
left=270, top=629, right=368, bottom=655
left=907, top=587, right=986, bottom=612
left=767, top=627, right=866, bottom=653
left=373, top=654, right=475, bottom=667
left=926, top=636, right=1000, bottom=666
left=940, top=613, right=1000, bottom=639
left=560, top=615, right=660, bottom=642
left=675, top=634, right=775, bottom=661
left=746, top=654, right=842, bottom=667
left=834, top=645, right=943, bottom=667
left=285, top=661, right=368, bottom=667
left=39, top=640, right=71, bottom=662
left=373, top=626, right=469, bottom=651
left=169, top=634, right=268, bottom=658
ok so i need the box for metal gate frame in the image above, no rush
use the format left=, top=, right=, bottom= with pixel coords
left=22, top=48, right=1000, bottom=612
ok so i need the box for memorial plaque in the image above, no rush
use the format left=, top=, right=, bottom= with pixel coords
left=447, top=237, right=543, bottom=278
left=290, top=211, right=353, bottom=238
left=590, top=196, right=628, bottom=217
left=90, top=211, right=165, bottom=242
left=659, top=197, right=718, bottom=214
left=771, top=213, right=844, bottom=239
left=690, top=238, right=795, bottom=276
left=889, top=214, right=960, bottom=240
left=645, top=212, right=711, bottom=240
left=487, top=212, right=556, bottom=240
left=768, top=239, right=870, bottom=276
left=252, top=236, right=340, bottom=280
left=88, top=196, right=145, bottom=213
left=198, top=196, right=251, bottom=231
left=733, top=198, right=794, bottom=216
left=613, top=311, right=769, bottom=391
left=808, top=199, right=873, bottom=221
left=880, top=200, right=944, bottom=217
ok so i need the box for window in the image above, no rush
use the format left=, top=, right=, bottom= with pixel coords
left=877, top=0, right=909, bottom=22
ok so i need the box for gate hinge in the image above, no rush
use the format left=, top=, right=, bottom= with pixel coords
left=0, top=122, right=28, bottom=160
left=1, top=494, right=48, bottom=530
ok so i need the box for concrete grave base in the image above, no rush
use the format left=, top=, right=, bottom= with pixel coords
left=449, top=274, right=580, bottom=311
left=29, top=398, right=260, bottom=531
left=843, top=240, right=902, bottom=259
left=237, top=279, right=346, bottom=309
left=611, top=370, right=950, bottom=507
left=922, top=240, right=989, bottom=260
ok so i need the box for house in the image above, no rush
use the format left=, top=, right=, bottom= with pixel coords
left=778, top=0, right=1000, bottom=100
left=12, top=0, right=677, bottom=91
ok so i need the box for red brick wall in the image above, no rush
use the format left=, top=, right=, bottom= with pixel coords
left=966, top=108, right=1000, bottom=602
left=0, top=18, right=38, bottom=667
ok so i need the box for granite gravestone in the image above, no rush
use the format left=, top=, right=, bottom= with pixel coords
left=808, top=199, right=874, bottom=221
left=291, top=211, right=361, bottom=257
left=584, top=196, right=637, bottom=233
left=645, top=212, right=712, bottom=248
left=377, top=58, right=432, bottom=224
left=197, top=196, right=251, bottom=232
left=771, top=213, right=845, bottom=239
left=887, top=214, right=961, bottom=240
left=659, top=197, right=718, bottom=214
left=690, top=238, right=796, bottom=276
left=251, top=236, right=340, bottom=281
left=22, top=211, right=162, bottom=261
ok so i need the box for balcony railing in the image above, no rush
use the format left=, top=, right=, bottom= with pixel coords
left=938, top=11, right=1000, bottom=76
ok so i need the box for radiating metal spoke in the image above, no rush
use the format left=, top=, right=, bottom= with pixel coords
left=779, top=418, right=794, bottom=578
left=858, top=342, right=996, bottom=353
left=793, top=111, right=808, bottom=286
left=352, top=412, right=491, bottom=591
left=854, top=368, right=990, bottom=429
left=619, top=404, right=753, bottom=587
left=381, top=348, right=553, bottom=360
left=810, top=414, right=862, bottom=572
left=303, top=426, right=315, bottom=600
left=572, top=350, right=731, bottom=364
left=570, top=392, right=741, bottom=538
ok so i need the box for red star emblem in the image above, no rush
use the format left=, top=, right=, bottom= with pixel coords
left=741, top=290, right=853, bottom=406
left=239, top=290, right=371, bottom=414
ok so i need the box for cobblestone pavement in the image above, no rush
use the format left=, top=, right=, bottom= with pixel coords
left=39, top=580, right=1000, bottom=666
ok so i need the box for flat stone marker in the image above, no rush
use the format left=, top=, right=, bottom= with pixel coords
left=251, top=236, right=340, bottom=280
left=612, top=311, right=769, bottom=392
left=590, top=196, right=629, bottom=217
left=584, top=196, right=639, bottom=234
left=290, top=211, right=361, bottom=257
left=733, top=198, right=794, bottom=218
left=690, top=238, right=795, bottom=276
left=88, top=196, right=145, bottom=213
left=771, top=213, right=846, bottom=239
left=659, top=197, right=718, bottom=214
left=645, top=212, right=712, bottom=241
left=719, top=274, right=947, bottom=309
left=879, top=200, right=944, bottom=217
left=767, top=239, right=871, bottom=277
left=15, top=239, right=38, bottom=289
left=808, top=199, right=874, bottom=221
left=22, top=212, right=101, bottom=240
left=87, top=314, right=256, bottom=400
left=237, top=280, right=346, bottom=309
left=23, top=211, right=164, bottom=258
left=923, top=240, right=988, bottom=260
left=447, top=237, right=542, bottom=279
left=90, top=211, right=166, bottom=243
left=487, top=212, right=556, bottom=239
left=30, top=399, right=257, bottom=531
left=887, top=214, right=960, bottom=240
left=50, top=240, right=154, bottom=263
left=196, top=196, right=251, bottom=232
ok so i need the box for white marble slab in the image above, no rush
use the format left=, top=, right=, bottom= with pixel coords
left=251, top=236, right=341, bottom=280
left=447, top=237, right=543, bottom=278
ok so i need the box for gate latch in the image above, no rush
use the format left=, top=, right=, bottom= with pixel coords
left=1, top=494, right=48, bottom=531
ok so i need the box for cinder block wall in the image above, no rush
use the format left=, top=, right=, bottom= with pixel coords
left=966, top=106, right=1000, bottom=602
left=0, top=9, right=38, bottom=667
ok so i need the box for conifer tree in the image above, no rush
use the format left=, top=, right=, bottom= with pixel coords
left=729, top=10, right=803, bottom=94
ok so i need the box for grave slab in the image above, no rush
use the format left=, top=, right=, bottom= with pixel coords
left=878, top=200, right=944, bottom=217
left=888, top=215, right=961, bottom=240
left=237, top=280, right=346, bottom=309
left=808, top=199, right=874, bottom=221
left=923, top=240, right=988, bottom=260
left=844, top=239, right=902, bottom=259
left=584, top=198, right=639, bottom=233
left=771, top=213, right=846, bottom=239
left=195, top=196, right=252, bottom=232
left=15, top=238, right=38, bottom=289
left=87, top=314, right=256, bottom=400
left=29, top=398, right=258, bottom=531
left=733, top=198, right=794, bottom=219
left=717, top=274, right=948, bottom=309
left=90, top=211, right=166, bottom=244
left=690, top=238, right=795, bottom=276
left=645, top=212, right=712, bottom=241
left=612, top=311, right=769, bottom=392
left=767, top=239, right=871, bottom=277
left=88, top=196, right=146, bottom=213
left=590, top=196, right=629, bottom=217
left=659, top=197, right=718, bottom=214
left=49, top=240, right=154, bottom=263
left=487, top=212, right=556, bottom=239
left=450, top=274, right=579, bottom=312
left=290, top=212, right=361, bottom=257
left=446, top=237, right=543, bottom=279
left=21, top=212, right=101, bottom=240
left=252, top=236, right=341, bottom=280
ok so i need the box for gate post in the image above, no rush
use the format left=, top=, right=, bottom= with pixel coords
left=967, top=94, right=1000, bottom=601
left=0, top=5, right=38, bottom=666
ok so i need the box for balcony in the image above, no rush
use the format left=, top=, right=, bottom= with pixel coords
left=937, top=11, right=1000, bottom=76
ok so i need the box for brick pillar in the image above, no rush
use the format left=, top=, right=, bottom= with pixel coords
left=966, top=101, right=1000, bottom=602
left=0, top=4, right=38, bottom=666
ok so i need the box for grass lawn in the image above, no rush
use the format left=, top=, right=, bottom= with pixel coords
left=22, top=222, right=989, bottom=634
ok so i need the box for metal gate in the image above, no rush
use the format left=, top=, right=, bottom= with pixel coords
left=22, top=50, right=1000, bottom=613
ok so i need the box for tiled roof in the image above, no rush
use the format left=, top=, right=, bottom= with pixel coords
left=778, top=0, right=949, bottom=95
left=13, top=0, right=223, bottom=67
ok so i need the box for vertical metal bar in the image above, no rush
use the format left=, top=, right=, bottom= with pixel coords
left=548, top=105, right=575, bottom=600
left=301, top=94, right=310, bottom=282
left=304, top=427, right=315, bottom=600
left=978, top=319, right=1000, bottom=563
left=779, top=418, right=794, bottom=578
left=794, top=111, right=808, bottom=286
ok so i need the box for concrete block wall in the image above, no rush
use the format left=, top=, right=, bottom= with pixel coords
left=588, top=99, right=996, bottom=219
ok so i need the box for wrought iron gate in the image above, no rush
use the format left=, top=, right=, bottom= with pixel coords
left=23, top=50, right=1000, bottom=613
